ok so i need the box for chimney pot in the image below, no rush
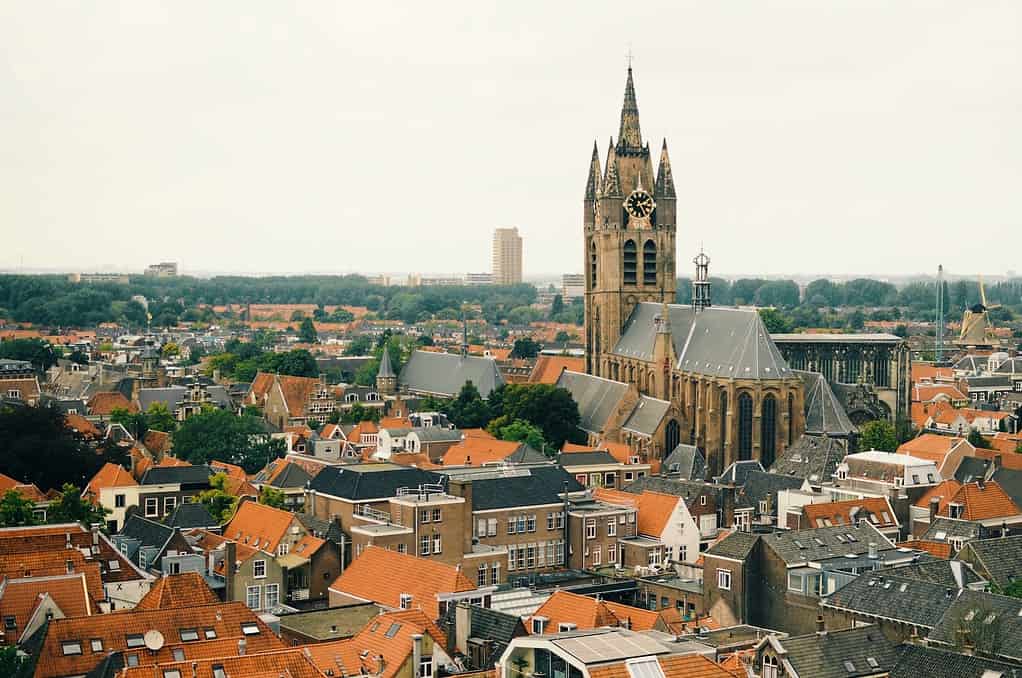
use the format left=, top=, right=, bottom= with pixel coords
left=815, top=616, right=825, bottom=634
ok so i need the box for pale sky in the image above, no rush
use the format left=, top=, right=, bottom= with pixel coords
left=2, top=1, right=1019, bottom=279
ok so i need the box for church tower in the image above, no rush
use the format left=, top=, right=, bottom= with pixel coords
left=584, top=67, right=677, bottom=377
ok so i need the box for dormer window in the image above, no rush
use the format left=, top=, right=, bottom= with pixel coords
left=949, top=503, right=963, bottom=519
left=399, top=593, right=413, bottom=609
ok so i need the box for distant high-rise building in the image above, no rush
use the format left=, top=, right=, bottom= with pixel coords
left=492, top=227, right=522, bottom=285
left=562, top=273, right=585, bottom=300
left=465, top=272, right=494, bottom=285
left=144, top=262, right=178, bottom=277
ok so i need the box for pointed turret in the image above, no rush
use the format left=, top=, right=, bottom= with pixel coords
left=602, top=139, right=622, bottom=198
left=376, top=346, right=397, bottom=395
left=617, top=67, right=643, bottom=151
left=584, top=141, right=602, bottom=200
left=378, top=347, right=394, bottom=378
left=654, top=140, right=676, bottom=199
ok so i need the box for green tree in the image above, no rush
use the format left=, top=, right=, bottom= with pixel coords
left=758, top=308, right=793, bottom=333
left=846, top=309, right=866, bottom=330
left=68, top=349, right=90, bottom=365
left=859, top=420, right=898, bottom=452
left=161, top=342, right=180, bottom=359
left=0, top=337, right=59, bottom=372
left=511, top=338, right=541, bottom=359
left=49, top=484, right=109, bottom=525
left=145, top=402, right=177, bottom=434
left=173, top=409, right=285, bottom=473
left=259, top=486, right=287, bottom=509
left=340, top=403, right=382, bottom=424
left=443, top=381, right=493, bottom=429
left=0, top=489, right=38, bottom=528
left=999, top=579, right=1022, bottom=599
left=110, top=407, right=148, bottom=440
left=0, top=645, right=24, bottom=676
left=487, top=383, right=583, bottom=450
left=198, top=473, right=239, bottom=523
left=967, top=429, right=992, bottom=449
left=344, top=335, right=374, bottom=356
left=299, top=317, right=318, bottom=343
left=492, top=418, right=547, bottom=452
left=555, top=330, right=571, bottom=343
left=549, top=295, right=565, bottom=319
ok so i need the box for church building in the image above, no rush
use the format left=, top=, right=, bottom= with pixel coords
left=561, top=66, right=806, bottom=476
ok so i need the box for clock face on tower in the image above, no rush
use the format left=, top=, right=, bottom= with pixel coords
left=624, top=189, right=655, bottom=219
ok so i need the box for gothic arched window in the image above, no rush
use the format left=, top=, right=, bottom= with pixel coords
left=589, top=239, right=597, bottom=287
left=665, top=419, right=681, bottom=455
left=719, top=390, right=728, bottom=459
left=648, top=372, right=656, bottom=394
left=738, top=393, right=753, bottom=460
left=643, top=240, right=657, bottom=285
left=787, top=393, right=795, bottom=446
left=623, top=240, right=637, bottom=285
left=761, top=394, right=777, bottom=468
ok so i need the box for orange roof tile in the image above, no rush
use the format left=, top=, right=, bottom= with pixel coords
left=83, top=462, right=137, bottom=503
left=134, top=572, right=219, bottom=611
left=461, top=428, right=496, bottom=440
left=897, top=540, right=952, bottom=559
left=529, top=355, right=586, bottom=384
left=975, top=445, right=1022, bottom=469
left=223, top=501, right=296, bottom=553
left=590, top=654, right=737, bottom=678
left=897, top=434, right=969, bottom=467
left=210, top=460, right=248, bottom=479
left=0, top=550, right=103, bottom=601
left=329, top=546, right=476, bottom=619
left=32, top=601, right=283, bottom=678
left=120, top=650, right=326, bottom=678
left=0, top=572, right=96, bottom=642
left=143, top=429, right=172, bottom=456
left=916, top=480, right=1021, bottom=520
left=912, top=364, right=954, bottom=383
left=442, top=437, right=522, bottom=467
left=802, top=497, right=898, bottom=529
left=65, top=413, right=100, bottom=438
left=305, top=609, right=447, bottom=678
left=593, top=488, right=680, bottom=538
left=87, top=391, right=137, bottom=415
left=562, top=442, right=599, bottom=453
left=379, top=416, right=412, bottom=429
left=528, top=590, right=660, bottom=633
left=913, top=384, right=967, bottom=403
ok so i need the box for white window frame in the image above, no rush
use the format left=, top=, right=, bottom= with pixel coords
left=586, top=520, right=597, bottom=539
left=163, top=496, right=177, bottom=514
left=717, top=568, right=732, bottom=590
left=144, top=497, right=159, bottom=517
left=265, top=583, right=279, bottom=609
left=253, top=560, right=266, bottom=579
left=607, top=519, right=617, bottom=537
left=246, top=585, right=261, bottom=610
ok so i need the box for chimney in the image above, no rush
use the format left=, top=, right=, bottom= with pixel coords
left=868, top=542, right=878, bottom=559
left=375, top=654, right=386, bottom=675
left=929, top=497, right=940, bottom=521
left=448, top=478, right=475, bottom=554
left=815, top=615, right=825, bottom=634
left=993, top=454, right=1003, bottom=470
left=976, top=478, right=985, bottom=490
left=411, top=633, right=423, bottom=678
left=455, top=602, right=472, bottom=654
left=91, top=523, right=100, bottom=547
left=237, top=637, right=246, bottom=656
left=945, top=587, right=953, bottom=600
left=224, top=541, right=237, bottom=602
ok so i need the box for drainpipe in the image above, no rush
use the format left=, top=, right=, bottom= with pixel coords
left=562, top=481, right=570, bottom=568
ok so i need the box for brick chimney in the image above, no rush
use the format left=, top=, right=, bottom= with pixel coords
left=224, top=541, right=237, bottom=602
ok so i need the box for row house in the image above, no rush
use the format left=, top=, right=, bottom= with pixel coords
left=248, top=371, right=336, bottom=429
left=908, top=478, right=1022, bottom=540
left=0, top=357, right=41, bottom=405
left=594, top=487, right=702, bottom=567
left=558, top=443, right=653, bottom=489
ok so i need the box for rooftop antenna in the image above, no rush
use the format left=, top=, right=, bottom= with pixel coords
left=935, top=265, right=944, bottom=364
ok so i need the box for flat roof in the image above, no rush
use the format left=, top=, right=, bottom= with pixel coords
left=771, top=333, right=903, bottom=343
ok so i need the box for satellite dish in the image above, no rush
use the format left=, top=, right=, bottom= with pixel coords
left=143, top=630, right=165, bottom=651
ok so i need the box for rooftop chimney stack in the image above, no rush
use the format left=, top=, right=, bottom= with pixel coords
left=815, top=616, right=826, bottom=634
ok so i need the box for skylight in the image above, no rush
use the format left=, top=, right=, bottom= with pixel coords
left=384, top=623, right=402, bottom=638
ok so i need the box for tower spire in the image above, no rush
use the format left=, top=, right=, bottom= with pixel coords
left=618, top=66, right=643, bottom=151
left=585, top=140, right=602, bottom=200
left=654, top=139, right=676, bottom=198
left=692, top=249, right=712, bottom=311
left=603, top=139, right=622, bottom=198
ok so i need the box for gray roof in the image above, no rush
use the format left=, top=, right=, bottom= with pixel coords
left=736, top=471, right=806, bottom=512
left=991, top=467, right=1022, bottom=508
left=955, top=456, right=992, bottom=483
left=880, top=560, right=984, bottom=588
left=409, top=427, right=464, bottom=443
left=140, top=464, right=214, bottom=486
left=994, top=357, right=1022, bottom=375
left=137, top=385, right=231, bottom=411
left=662, top=443, right=706, bottom=481
left=774, top=625, right=899, bottom=678
left=398, top=350, right=504, bottom=398
left=504, top=445, right=550, bottom=465
left=891, top=643, right=1022, bottom=678
left=559, top=451, right=619, bottom=467
left=928, top=590, right=1022, bottom=662
left=770, top=434, right=848, bottom=486
left=295, top=512, right=345, bottom=543
left=555, top=370, right=629, bottom=435
left=469, top=466, right=582, bottom=510
left=761, top=523, right=895, bottom=565
left=613, top=303, right=793, bottom=379
left=821, top=572, right=959, bottom=629
left=771, top=333, right=904, bottom=344
left=310, top=464, right=442, bottom=501
left=705, top=531, right=760, bottom=561
left=922, top=517, right=985, bottom=543
left=165, top=502, right=219, bottom=529
left=439, top=604, right=525, bottom=667
left=621, top=476, right=718, bottom=505
left=959, top=536, right=1022, bottom=589
left=964, top=375, right=1013, bottom=388
left=0, top=358, right=33, bottom=373
left=794, top=370, right=857, bottom=436
left=716, top=460, right=765, bottom=486
left=377, top=348, right=395, bottom=378
left=954, top=355, right=989, bottom=374
left=267, top=462, right=314, bottom=489
left=621, top=395, right=671, bottom=437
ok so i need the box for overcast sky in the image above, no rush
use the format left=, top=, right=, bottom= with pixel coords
left=2, top=1, right=1019, bottom=279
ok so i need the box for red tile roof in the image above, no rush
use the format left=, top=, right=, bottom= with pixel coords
left=83, top=462, right=137, bottom=504
left=529, top=356, right=585, bottom=384
left=915, top=480, right=1022, bottom=521
left=87, top=391, right=137, bottom=415
left=135, top=572, right=219, bottom=611
left=589, top=654, right=737, bottom=678
left=593, top=488, right=680, bottom=538
left=802, top=497, right=899, bottom=529
left=329, top=546, right=476, bottom=619
left=223, top=501, right=297, bottom=554
left=120, top=650, right=327, bottom=678
left=528, top=591, right=661, bottom=633
left=65, top=413, right=100, bottom=438
left=897, top=540, right=952, bottom=559
left=442, top=438, right=522, bottom=467
left=0, top=572, right=96, bottom=644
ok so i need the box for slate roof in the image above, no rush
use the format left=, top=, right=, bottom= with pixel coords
left=991, top=467, right=1022, bottom=507
left=612, top=303, right=794, bottom=379
left=398, top=350, right=504, bottom=398
left=771, top=625, right=899, bottom=678
left=955, top=456, right=992, bottom=483
left=662, top=443, right=706, bottom=481
left=294, top=512, right=345, bottom=543
left=794, top=370, right=857, bottom=436
left=821, top=572, right=958, bottom=629
left=621, top=395, right=671, bottom=436
left=262, top=461, right=314, bottom=489
left=891, top=643, right=1022, bottom=678
left=954, top=355, right=989, bottom=374
left=137, top=385, right=231, bottom=411
left=736, top=470, right=805, bottom=512
left=409, top=427, right=464, bottom=443
left=309, top=464, right=443, bottom=501
left=704, top=531, right=760, bottom=561
left=559, top=451, right=620, bottom=467
left=621, top=476, right=718, bottom=504
left=555, top=370, right=629, bottom=435
left=165, top=502, right=219, bottom=529
left=993, top=357, right=1022, bottom=375
left=922, top=517, right=986, bottom=543
left=928, top=590, right=1022, bottom=662
left=959, top=535, right=1022, bottom=588
left=468, top=466, right=582, bottom=510
left=439, top=604, right=525, bottom=665
left=761, top=523, right=895, bottom=565
left=716, top=460, right=765, bottom=486
left=878, top=560, right=983, bottom=588
left=770, top=434, right=848, bottom=485
left=140, top=463, right=214, bottom=486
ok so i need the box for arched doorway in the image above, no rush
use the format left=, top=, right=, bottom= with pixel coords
left=665, top=419, right=681, bottom=455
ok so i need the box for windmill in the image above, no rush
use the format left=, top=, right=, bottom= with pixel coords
left=957, top=275, right=998, bottom=347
